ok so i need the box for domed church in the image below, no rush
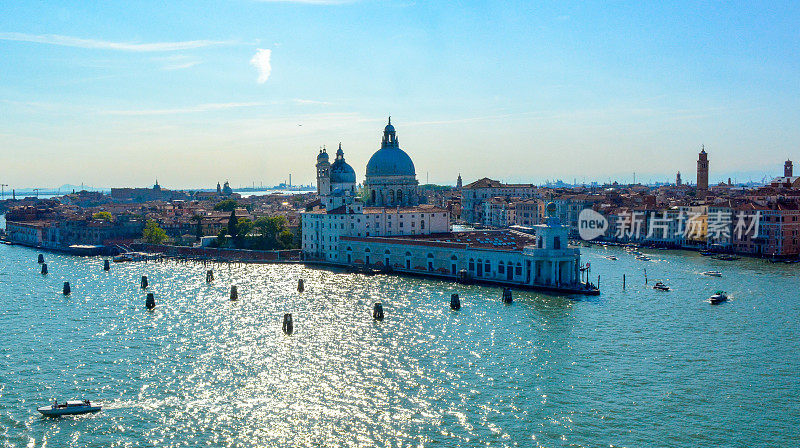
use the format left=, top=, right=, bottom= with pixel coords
left=364, top=117, right=420, bottom=207
left=315, top=143, right=357, bottom=210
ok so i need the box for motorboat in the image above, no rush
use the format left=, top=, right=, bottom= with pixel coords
left=711, top=254, right=740, bottom=261
left=636, top=255, right=651, bottom=261
left=700, top=251, right=714, bottom=256
left=604, top=256, right=618, bottom=261
left=38, top=400, right=101, bottom=417
left=702, top=271, right=722, bottom=277
left=653, top=282, right=670, bottom=291
left=709, top=291, right=728, bottom=304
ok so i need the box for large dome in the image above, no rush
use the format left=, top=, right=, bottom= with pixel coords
left=366, top=118, right=416, bottom=177
left=366, top=147, right=416, bottom=177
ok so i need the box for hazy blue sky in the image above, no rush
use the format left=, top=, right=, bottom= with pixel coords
left=1, top=1, right=798, bottom=189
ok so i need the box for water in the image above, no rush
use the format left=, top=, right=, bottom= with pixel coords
left=0, top=243, right=798, bottom=447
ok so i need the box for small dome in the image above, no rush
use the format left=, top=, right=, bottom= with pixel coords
left=546, top=202, right=557, bottom=217
left=317, top=149, right=329, bottom=162
left=330, top=160, right=355, bottom=183
left=330, top=143, right=356, bottom=184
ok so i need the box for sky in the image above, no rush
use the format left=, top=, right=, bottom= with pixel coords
left=1, top=1, right=798, bottom=189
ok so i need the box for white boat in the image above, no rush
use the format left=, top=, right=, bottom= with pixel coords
left=702, top=271, right=722, bottom=277
left=38, top=400, right=101, bottom=417
left=709, top=291, right=728, bottom=304
left=604, top=256, right=618, bottom=261
left=653, top=281, right=670, bottom=291
left=636, top=255, right=651, bottom=261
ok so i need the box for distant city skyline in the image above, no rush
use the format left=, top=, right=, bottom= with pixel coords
left=1, top=1, right=797, bottom=188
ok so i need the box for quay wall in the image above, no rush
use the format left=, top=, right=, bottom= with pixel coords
left=133, top=243, right=301, bottom=262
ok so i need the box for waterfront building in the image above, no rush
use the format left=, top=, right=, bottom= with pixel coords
left=341, top=204, right=585, bottom=290
left=300, top=119, right=590, bottom=292
left=461, top=178, right=539, bottom=223
left=761, top=202, right=800, bottom=257
left=111, top=182, right=189, bottom=203
left=697, top=146, right=709, bottom=199
left=513, top=199, right=540, bottom=227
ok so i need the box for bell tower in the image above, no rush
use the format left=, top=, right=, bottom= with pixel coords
left=786, top=159, right=793, bottom=177
left=316, top=147, right=331, bottom=196
left=697, top=145, right=709, bottom=199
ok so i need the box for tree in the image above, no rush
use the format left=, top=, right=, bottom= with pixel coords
left=92, top=211, right=113, bottom=221
left=254, top=215, right=288, bottom=249
left=227, top=210, right=238, bottom=241
left=214, top=229, right=228, bottom=248
left=214, top=199, right=238, bottom=211
left=191, top=215, right=203, bottom=241
left=143, top=220, right=167, bottom=244
left=235, top=218, right=254, bottom=247
left=277, top=230, right=295, bottom=249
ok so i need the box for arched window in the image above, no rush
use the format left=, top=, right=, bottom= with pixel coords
left=390, top=190, right=395, bottom=204
left=371, top=190, right=376, bottom=203
left=498, top=261, right=505, bottom=274
left=397, top=189, right=403, bottom=203
left=469, top=258, right=475, bottom=272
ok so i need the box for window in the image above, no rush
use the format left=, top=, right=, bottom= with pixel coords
left=498, top=262, right=505, bottom=274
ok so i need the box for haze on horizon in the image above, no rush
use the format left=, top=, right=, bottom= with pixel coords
left=1, top=1, right=798, bottom=190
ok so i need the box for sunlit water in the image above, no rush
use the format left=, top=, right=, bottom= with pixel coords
left=0, top=241, right=798, bottom=447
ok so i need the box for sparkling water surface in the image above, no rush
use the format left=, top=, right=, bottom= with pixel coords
left=1, top=241, right=798, bottom=447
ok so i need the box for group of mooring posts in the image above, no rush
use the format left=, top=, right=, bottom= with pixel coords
left=39, top=254, right=48, bottom=275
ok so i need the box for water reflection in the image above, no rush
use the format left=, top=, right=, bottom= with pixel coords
left=0, top=243, right=798, bottom=447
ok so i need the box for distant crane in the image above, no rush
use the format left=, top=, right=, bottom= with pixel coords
left=33, top=188, right=40, bottom=198
left=0, top=184, right=7, bottom=199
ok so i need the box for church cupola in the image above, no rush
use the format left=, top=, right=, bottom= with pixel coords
left=381, top=116, right=399, bottom=148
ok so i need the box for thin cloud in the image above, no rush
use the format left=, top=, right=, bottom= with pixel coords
left=103, top=102, right=267, bottom=116
left=250, top=49, right=272, bottom=84
left=0, top=32, right=235, bottom=52
left=293, top=99, right=332, bottom=105
left=162, top=61, right=202, bottom=70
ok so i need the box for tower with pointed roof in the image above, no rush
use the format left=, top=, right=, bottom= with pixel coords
left=697, top=145, right=709, bottom=199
